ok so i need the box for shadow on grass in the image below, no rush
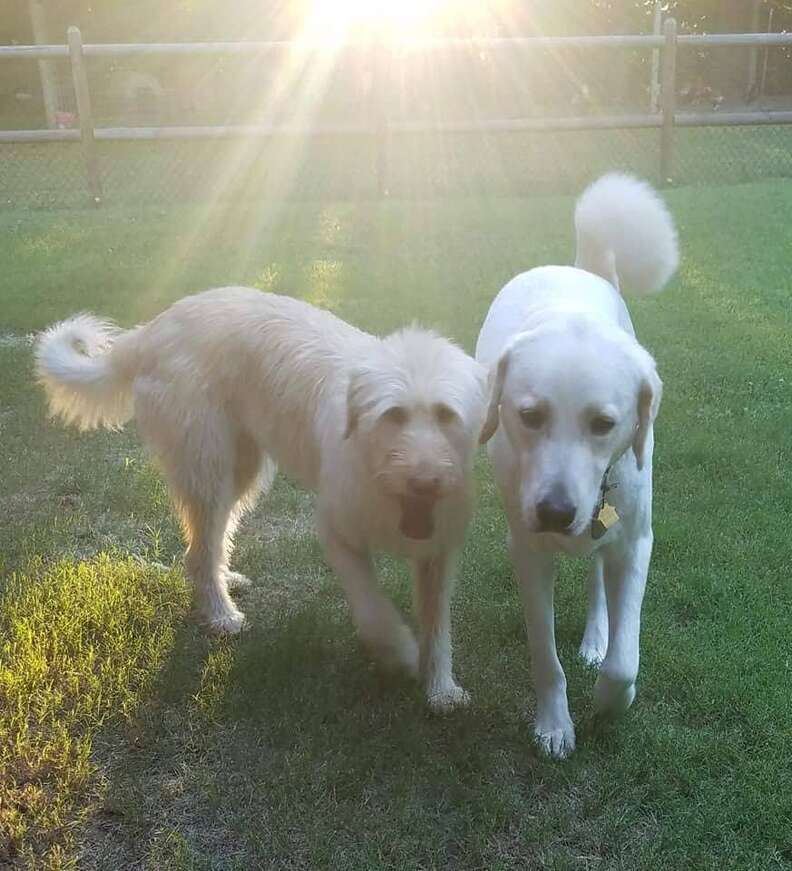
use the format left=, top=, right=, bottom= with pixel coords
left=82, top=577, right=581, bottom=868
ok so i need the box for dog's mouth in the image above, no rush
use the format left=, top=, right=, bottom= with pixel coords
left=528, top=514, right=588, bottom=539
left=398, top=494, right=437, bottom=540
left=533, top=520, right=587, bottom=538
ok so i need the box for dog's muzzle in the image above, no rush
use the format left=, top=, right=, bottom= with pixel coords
left=399, top=476, right=441, bottom=540
left=535, top=486, right=577, bottom=535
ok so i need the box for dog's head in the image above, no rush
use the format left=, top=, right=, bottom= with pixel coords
left=344, top=327, right=487, bottom=540
left=480, top=315, right=661, bottom=537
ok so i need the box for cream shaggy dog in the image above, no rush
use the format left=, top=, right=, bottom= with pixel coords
left=476, top=174, right=678, bottom=756
left=36, top=289, right=487, bottom=712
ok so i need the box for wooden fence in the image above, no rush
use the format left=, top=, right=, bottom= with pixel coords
left=2, top=23, right=792, bottom=204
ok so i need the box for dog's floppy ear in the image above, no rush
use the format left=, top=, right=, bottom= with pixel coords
left=479, top=350, right=510, bottom=444
left=632, top=358, right=662, bottom=470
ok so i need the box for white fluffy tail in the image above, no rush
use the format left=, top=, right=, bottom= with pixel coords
left=574, top=173, right=679, bottom=295
left=35, top=314, right=136, bottom=431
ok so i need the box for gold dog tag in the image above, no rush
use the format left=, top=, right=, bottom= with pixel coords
left=598, top=503, right=619, bottom=528
left=591, top=502, right=619, bottom=539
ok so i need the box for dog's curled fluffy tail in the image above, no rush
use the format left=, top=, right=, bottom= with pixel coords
left=35, top=314, right=139, bottom=431
left=574, top=172, right=679, bottom=295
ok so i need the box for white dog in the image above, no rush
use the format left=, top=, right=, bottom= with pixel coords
left=36, top=289, right=487, bottom=711
left=476, top=174, right=678, bottom=757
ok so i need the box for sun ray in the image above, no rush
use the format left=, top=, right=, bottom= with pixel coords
left=148, top=5, right=351, bottom=298
left=149, top=0, right=543, bottom=301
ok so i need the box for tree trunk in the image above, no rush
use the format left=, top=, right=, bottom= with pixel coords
left=649, top=1, right=663, bottom=113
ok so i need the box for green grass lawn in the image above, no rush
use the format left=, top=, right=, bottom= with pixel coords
left=1, top=181, right=791, bottom=869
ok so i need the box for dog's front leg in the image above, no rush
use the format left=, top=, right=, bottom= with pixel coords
left=594, top=535, right=652, bottom=718
left=414, top=553, right=470, bottom=714
left=321, top=529, right=419, bottom=678
left=511, top=540, right=575, bottom=758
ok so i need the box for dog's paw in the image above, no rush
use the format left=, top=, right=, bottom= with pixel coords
left=223, top=570, right=252, bottom=592
left=534, top=699, right=576, bottom=759
left=593, top=672, right=636, bottom=718
left=205, top=607, right=247, bottom=636
left=534, top=721, right=576, bottom=759
left=428, top=683, right=471, bottom=714
left=578, top=637, right=607, bottom=668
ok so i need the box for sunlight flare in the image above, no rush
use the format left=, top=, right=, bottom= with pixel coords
left=313, top=0, right=440, bottom=36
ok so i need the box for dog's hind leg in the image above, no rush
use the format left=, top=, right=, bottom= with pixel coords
left=319, top=527, right=418, bottom=677
left=579, top=555, right=608, bottom=667
left=221, top=430, right=277, bottom=592
left=414, top=553, right=470, bottom=713
left=182, top=492, right=246, bottom=635
left=135, top=383, right=247, bottom=634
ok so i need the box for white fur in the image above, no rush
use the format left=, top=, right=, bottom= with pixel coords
left=575, top=172, right=679, bottom=294
left=476, top=174, right=678, bottom=757
left=36, top=288, right=487, bottom=712
left=35, top=314, right=131, bottom=430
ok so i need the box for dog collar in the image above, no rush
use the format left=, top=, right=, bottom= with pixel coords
left=591, top=467, right=620, bottom=539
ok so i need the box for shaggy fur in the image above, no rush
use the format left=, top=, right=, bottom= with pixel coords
left=476, top=174, right=678, bottom=756
left=36, top=289, right=487, bottom=712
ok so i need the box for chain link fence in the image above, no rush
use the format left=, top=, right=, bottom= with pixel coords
left=4, top=124, right=792, bottom=209
left=2, top=37, right=792, bottom=209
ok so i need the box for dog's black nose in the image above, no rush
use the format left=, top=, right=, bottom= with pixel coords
left=536, top=491, right=576, bottom=533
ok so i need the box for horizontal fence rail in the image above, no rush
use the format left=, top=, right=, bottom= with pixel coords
left=9, top=110, right=790, bottom=147
left=2, top=24, right=792, bottom=203
left=5, top=31, right=792, bottom=59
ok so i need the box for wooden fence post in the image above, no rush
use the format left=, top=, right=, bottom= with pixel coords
left=660, top=17, right=677, bottom=184
left=67, top=25, right=103, bottom=205
left=29, top=0, right=59, bottom=128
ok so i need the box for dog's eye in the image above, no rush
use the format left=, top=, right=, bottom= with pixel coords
left=591, top=415, right=616, bottom=435
left=382, top=406, right=408, bottom=425
left=434, top=403, right=458, bottom=425
left=519, top=407, right=545, bottom=430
